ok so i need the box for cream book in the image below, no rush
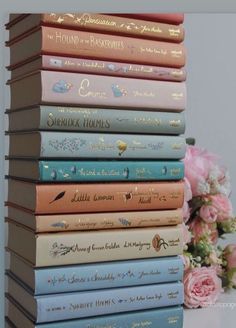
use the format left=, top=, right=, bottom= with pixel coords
left=7, top=220, right=183, bottom=267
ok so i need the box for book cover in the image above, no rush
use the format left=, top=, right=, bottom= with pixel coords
left=8, top=159, right=184, bottom=182
left=8, top=26, right=186, bottom=68
left=9, top=71, right=187, bottom=111
left=9, top=55, right=187, bottom=82
left=7, top=222, right=183, bottom=266
left=8, top=132, right=186, bottom=159
left=8, top=179, right=185, bottom=213
left=7, top=274, right=184, bottom=323
left=9, top=254, right=183, bottom=294
left=7, top=205, right=183, bottom=232
left=8, top=105, right=186, bottom=134
left=7, top=13, right=184, bottom=43
left=6, top=298, right=184, bottom=328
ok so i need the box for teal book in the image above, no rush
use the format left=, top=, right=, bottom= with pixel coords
left=9, top=132, right=186, bottom=159
left=8, top=105, right=185, bottom=135
left=8, top=159, right=184, bottom=181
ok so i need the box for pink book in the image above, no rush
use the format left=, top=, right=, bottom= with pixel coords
left=9, top=70, right=187, bottom=111
left=9, top=55, right=187, bottom=81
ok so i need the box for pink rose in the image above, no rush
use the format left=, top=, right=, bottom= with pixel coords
left=210, top=194, right=233, bottom=222
left=189, top=217, right=218, bottom=244
left=224, top=244, right=236, bottom=270
left=184, top=267, right=222, bottom=308
left=184, top=146, right=218, bottom=196
left=200, top=205, right=218, bottom=223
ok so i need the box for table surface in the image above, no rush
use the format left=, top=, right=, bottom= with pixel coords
left=184, top=290, right=236, bottom=328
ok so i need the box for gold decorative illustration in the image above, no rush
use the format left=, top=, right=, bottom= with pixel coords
left=117, top=140, right=128, bottom=156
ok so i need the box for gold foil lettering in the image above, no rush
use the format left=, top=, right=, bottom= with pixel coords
left=78, top=78, right=107, bottom=99
left=172, top=143, right=183, bottom=150
left=89, top=35, right=124, bottom=50
left=171, top=70, right=184, bottom=77
left=169, top=119, right=181, bottom=127
left=172, top=92, right=184, bottom=100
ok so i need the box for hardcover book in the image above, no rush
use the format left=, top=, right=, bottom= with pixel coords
left=9, top=55, right=187, bottom=81
left=6, top=13, right=184, bottom=43
left=8, top=253, right=183, bottom=294
left=7, top=274, right=184, bottom=323
left=8, top=159, right=185, bottom=182
left=7, top=221, right=183, bottom=266
left=8, top=71, right=187, bottom=111
left=7, top=106, right=186, bottom=134
left=6, top=298, right=184, bottom=328
left=7, top=179, right=184, bottom=213
left=8, top=132, right=186, bottom=159
left=7, top=205, right=183, bottom=232
left=113, top=13, right=185, bottom=25
left=8, top=26, right=186, bottom=68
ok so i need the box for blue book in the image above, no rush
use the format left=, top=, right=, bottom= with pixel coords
left=8, top=160, right=184, bottom=181
left=9, top=255, right=183, bottom=295
left=7, top=274, right=184, bottom=323
left=6, top=299, right=184, bottom=328
left=9, top=132, right=186, bottom=159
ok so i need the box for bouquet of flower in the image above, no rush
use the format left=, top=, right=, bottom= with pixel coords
left=182, top=144, right=236, bottom=308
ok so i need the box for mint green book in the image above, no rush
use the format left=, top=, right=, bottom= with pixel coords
left=8, top=105, right=185, bottom=135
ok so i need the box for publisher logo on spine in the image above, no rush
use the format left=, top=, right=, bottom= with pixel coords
left=152, top=234, right=168, bottom=252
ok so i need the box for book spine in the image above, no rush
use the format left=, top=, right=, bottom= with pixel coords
left=35, top=181, right=184, bottom=214
left=41, top=71, right=186, bottom=111
left=39, top=132, right=186, bottom=159
left=7, top=305, right=184, bottom=328
left=35, top=226, right=183, bottom=266
left=42, top=13, right=184, bottom=43
left=35, top=256, right=183, bottom=294
left=42, top=26, right=185, bottom=68
left=39, top=106, right=186, bottom=134
left=115, top=14, right=184, bottom=25
left=39, top=160, right=184, bottom=182
left=36, top=282, right=184, bottom=322
left=42, top=55, right=187, bottom=81
left=36, top=209, right=183, bottom=232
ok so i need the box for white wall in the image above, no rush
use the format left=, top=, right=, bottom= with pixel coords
left=184, top=14, right=236, bottom=208
left=1, top=13, right=236, bottom=325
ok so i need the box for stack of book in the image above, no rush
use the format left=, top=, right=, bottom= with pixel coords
left=5, top=13, right=186, bottom=328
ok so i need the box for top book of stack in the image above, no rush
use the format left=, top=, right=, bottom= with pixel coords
left=6, top=13, right=185, bottom=43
